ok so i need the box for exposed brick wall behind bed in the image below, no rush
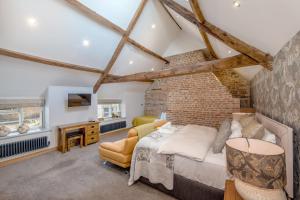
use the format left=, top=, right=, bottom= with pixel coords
left=144, top=50, right=240, bottom=128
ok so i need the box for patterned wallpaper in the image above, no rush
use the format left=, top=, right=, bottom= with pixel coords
left=251, top=31, right=300, bottom=198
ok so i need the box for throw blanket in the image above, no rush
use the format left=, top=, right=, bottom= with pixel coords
left=158, top=125, right=217, bottom=161
left=134, top=123, right=156, bottom=139
left=129, top=126, right=183, bottom=190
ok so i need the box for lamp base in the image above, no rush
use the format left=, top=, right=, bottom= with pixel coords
left=234, top=179, right=287, bottom=200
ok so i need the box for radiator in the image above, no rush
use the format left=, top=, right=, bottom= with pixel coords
left=100, top=121, right=126, bottom=133
left=0, top=136, right=50, bottom=159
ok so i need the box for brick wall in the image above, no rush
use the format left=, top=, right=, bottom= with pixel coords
left=144, top=50, right=241, bottom=128
left=213, top=69, right=250, bottom=107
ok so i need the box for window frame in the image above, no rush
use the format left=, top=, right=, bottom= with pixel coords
left=0, top=106, right=45, bottom=132
left=97, top=100, right=123, bottom=121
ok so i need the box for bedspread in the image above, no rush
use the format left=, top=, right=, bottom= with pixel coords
left=128, top=126, right=183, bottom=190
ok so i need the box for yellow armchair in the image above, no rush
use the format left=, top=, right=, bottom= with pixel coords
left=99, top=120, right=167, bottom=168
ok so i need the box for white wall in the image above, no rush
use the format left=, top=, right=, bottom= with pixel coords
left=0, top=55, right=98, bottom=98
left=46, top=86, right=97, bottom=147
left=98, top=82, right=150, bottom=127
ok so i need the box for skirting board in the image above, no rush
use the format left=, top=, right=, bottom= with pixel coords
left=0, top=147, right=57, bottom=168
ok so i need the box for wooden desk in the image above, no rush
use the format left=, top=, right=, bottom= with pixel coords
left=58, top=121, right=100, bottom=153
left=224, top=180, right=243, bottom=200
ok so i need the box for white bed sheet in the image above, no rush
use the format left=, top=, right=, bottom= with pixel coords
left=174, top=148, right=229, bottom=190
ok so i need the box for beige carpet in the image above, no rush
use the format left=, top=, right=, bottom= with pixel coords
left=0, top=132, right=175, bottom=200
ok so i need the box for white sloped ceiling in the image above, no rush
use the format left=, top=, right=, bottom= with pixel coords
left=0, top=0, right=182, bottom=97
left=168, top=0, right=300, bottom=80
left=1, top=0, right=300, bottom=98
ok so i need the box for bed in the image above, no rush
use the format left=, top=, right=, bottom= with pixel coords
left=128, top=113, right=294, bottom=200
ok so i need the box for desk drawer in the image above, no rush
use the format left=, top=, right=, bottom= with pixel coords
left=86, top=135, right=99, bottom=144
left=86, top=129, right=98, bottom=136
left=87, top=124, right=99, bottom=132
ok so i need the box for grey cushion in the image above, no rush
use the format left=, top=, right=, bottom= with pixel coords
left=242, top=120, right=265, bottom=139
left=239, top=115, right=255, bottom=128
left=212, top=119, right=232, bottom=153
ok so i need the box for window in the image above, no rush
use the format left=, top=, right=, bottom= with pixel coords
left=0, top=99, right=44, bottom=132
left=97, top=99, right=122, bottom=120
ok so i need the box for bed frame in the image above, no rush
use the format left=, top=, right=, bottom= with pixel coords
left=139, top=112, right=294, bottom=199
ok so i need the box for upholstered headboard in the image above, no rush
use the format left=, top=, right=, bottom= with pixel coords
left=255, top=113, right=293, bottom=198
left=233, top=112, right=294, bottom=198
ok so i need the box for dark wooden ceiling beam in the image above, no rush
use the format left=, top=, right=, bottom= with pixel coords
left=93, top=0, right=148, bottom=93
left=0, top=48, right=119, bottom=78
left=188, top=0, right=217, bottom=59
left=103, top=54, right=256, bottom=83
left=159, top=1, right=182, bottom=30
left=160, top=0, right=272, bottom=69
left=127, top=38, right=169, bottom=63
left=66, top=0, right=125, bottom=35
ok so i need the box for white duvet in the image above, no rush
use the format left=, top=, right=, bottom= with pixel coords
left=157, top=125, right=217, bottom=161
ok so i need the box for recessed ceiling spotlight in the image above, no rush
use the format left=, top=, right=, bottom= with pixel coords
left=27, top=17, right=38, bottom=27
left=228, top=50, right=232, bottom=54
left=82, top=39, right=90, bottom=47
left=151, top=68, right=154, bottom=71
left=151, top=24, right=156, bottom=29
left=129, top=60, right=134, bottom=65
left=233, top=0, right=241, bottom=7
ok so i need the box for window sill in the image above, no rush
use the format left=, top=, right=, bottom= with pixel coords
left=0, top=128, right=51, bottom=141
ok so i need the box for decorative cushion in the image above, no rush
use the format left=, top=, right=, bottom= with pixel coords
left=0, top=125, right=10, bottom=137
left=18, top=123, right=30, bottom=134
left=239, top=115, right=255, bottom=128
left=262, top=129, right=277, bottom=144
left=242, top=120, right=264, bottom=139
left=212, top=119, right=232, bottom=153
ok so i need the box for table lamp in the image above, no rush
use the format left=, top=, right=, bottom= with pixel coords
left=226, top=138, right=287, bottom=200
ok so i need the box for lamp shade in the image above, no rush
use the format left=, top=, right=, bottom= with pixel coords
left=226, top=138, right=286, bottom=189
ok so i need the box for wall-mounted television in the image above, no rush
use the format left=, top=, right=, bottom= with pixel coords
left=68, top=93, right=91, bottom=107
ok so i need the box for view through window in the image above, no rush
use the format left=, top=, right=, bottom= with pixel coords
left=0, top=107, right=44, bottom=132
left=97, top=103, right=122, bottom=120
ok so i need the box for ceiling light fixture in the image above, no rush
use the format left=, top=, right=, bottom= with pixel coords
left=151, top=24, right=156, bottom=29
left=82, top=39, right=90, bottom=47
left=228, top=50, right=232, bottom=54
left=151, top=68, right=154, bottom=71
left=129, top=60, right=134, bottom=65
left=233, top=0, right=241, bottom=7
left=27, top=17, right=38, bottom=27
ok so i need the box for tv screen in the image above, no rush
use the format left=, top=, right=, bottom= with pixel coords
left=68, top=93, right=91, bottom=107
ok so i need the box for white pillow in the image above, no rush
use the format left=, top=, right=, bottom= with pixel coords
left=262, top=129, right=276, bottom=144
left=229, top=129, right=242, bottom=138
left=229, top=120, right=242, bottom=138
left=231, top=120, right=242, bottom=132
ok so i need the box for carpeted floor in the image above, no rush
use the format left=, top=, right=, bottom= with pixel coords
left=0, top=132, right=175, bottom=200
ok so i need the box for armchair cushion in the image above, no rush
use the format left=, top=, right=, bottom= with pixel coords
left=100, top=139, right=125, bottom=153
